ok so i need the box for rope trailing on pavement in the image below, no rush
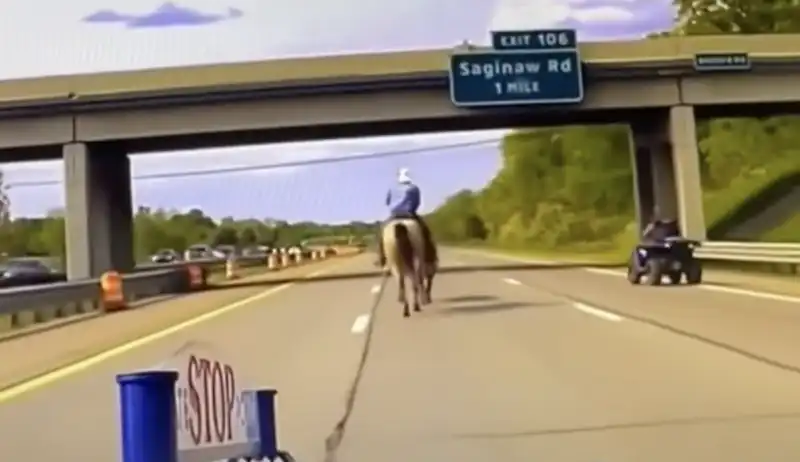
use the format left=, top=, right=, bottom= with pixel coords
left=323, top=271, right=390, bottom=462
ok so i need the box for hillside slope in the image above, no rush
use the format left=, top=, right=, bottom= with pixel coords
left=722, top=185, right=800, bottom=241
left=708, top=170, right=800, bottom=241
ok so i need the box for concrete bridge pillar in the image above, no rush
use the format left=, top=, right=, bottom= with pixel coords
left=629, top=106, right=706, bottom=240
left=668, top=106, right=706, bottom=241
left=63, top=142, right=135, bottom=279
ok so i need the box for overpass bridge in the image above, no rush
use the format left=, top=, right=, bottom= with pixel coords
left=1, top=249, right=800, bottom=461
left=2, top=34, right=800, bottom=279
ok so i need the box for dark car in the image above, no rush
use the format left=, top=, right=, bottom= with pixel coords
left=627, top=236, right=703, bottom=286
left=0, top=258, right=66, bottom=288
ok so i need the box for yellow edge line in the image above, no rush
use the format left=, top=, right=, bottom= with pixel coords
left=0, top=259, right=353, bottom=403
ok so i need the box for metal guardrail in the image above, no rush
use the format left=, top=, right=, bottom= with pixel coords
left=695, top=241, right=800, bottom=264
left=0, top=247, right=350, bottom=335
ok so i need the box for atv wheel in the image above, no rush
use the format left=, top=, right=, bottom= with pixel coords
left=627, top=264, right=641, bottom=284
left=667, top=270, right=682, bottom=285
left=685, top=260, right=703, bottom=284
left=646, top=259, right=663, bottom=286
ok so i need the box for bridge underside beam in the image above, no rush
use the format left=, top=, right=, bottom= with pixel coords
left=63, top=142, right=135, bottom=279
left=629, top=106, right=706, bottom=240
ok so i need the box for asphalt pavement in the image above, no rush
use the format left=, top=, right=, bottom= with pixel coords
left=1, top=249, right=800, bottom=462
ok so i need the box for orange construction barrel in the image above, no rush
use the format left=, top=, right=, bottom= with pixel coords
left=100, top=271, right=126, bottom=311
left=187, top=265, right=204, bottom=290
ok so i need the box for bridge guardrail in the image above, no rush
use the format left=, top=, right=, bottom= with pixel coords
left=0, top=247, right=358, bottom=335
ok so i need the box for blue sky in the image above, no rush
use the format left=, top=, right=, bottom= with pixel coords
left=0, top=0, right=674, bottom=223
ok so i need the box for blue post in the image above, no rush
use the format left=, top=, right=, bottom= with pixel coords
left=117, top=370, right=179, bottom=462
left=255, top=389, right=279, bottom=460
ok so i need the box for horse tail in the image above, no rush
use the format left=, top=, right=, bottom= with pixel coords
left=393, top=223, right=415, bottom=274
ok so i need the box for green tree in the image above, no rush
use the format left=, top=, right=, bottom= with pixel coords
left=673, top=0, right=800, bottom=35
left=239, top=227, right=258, bottom=246
left=211, top=226, right=239, bottom=246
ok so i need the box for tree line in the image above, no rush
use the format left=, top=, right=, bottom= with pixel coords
left=0, top=205, right=375, bottom=265
left=426, top=0, right=800, bottom=251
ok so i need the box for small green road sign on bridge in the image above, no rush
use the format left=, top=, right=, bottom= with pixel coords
left=693, top=53, right=751, bottom=72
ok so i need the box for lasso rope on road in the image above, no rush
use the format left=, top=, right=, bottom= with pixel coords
left=323, top=272, right=390, bottom=462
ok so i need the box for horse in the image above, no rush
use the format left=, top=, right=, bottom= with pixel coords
left=381, top=218, right=432, bottom=317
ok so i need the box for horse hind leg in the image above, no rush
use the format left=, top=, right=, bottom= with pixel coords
left=397, top=273, right=407, bottom=303
left=422, top=271, right=434, bottom=305
left=413, top=263, right=430, bottom=306
left=398, top=275, right=411, bottom=317
left=412, top=268, right=423, bottom=312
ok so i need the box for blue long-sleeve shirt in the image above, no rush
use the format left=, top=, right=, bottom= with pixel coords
left=385, top=183, right=421, bottom=217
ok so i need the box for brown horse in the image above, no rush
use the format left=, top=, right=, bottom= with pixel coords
left=381, top=218, right=433, bottom=317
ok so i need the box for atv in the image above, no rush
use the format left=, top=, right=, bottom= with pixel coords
left=627, top=236, right=703, bottom=286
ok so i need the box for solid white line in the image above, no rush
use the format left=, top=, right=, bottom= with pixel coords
left=0, top=259, right=353, bottom=404
left=572, top=302, right=623, bottom=322
left=370, top=284, right=381, bottom=294
left=584, top=267, right=800, bottom=304
left=584, top=267, right=624, bottom=277
left=502, top=277, right=522, bottom=285
left=350, top=314, right=371, bottom=334
left=700, top=283, right=800, bottom=304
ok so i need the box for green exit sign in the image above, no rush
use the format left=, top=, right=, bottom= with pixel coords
left=693, top=53, right=751, bottom=72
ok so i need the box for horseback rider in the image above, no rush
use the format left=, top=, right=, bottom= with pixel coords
left=375, top=168, right=437, bottom=268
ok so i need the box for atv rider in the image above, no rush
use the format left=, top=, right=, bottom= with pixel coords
left=375, top=168, right=437, bottom=268
left=642, top=207, right=680, bottom=243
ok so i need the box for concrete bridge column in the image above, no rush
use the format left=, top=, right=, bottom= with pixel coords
left=63, top=142, right=135, bottom=279
left=668, top=105, right=706, bottom=241
left=628, top=141, right=655, bottom=234
left=629, top=106, right=706, bottom=240
left=630, top=122, right=675, bottom=233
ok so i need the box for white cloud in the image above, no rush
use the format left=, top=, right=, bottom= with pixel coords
left=490, top=0, right=638, bottom=31
left=489, top=0, right=571, bottom=31
left=572, top=6, right=634, bottom=22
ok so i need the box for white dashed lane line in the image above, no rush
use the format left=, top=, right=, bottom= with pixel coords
left=500, top=276, right=623, bottom=323
left=572, top=302, right=624, bottom=322
left=351, top=314, right=371, bottom=334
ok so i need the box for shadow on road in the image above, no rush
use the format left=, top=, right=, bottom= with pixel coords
left=441, top=295, right=498, bottom=303
left=452, top=411, right=800, bottom=439
left=208, top=261, right=624, bottom=292
left=434, top=301, right=560, bottom=316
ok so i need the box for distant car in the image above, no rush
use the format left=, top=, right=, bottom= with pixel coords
left=184, top=244, right=219, bottom=261
left=151, top=249, right=180, bottom=264
left=627, top=236, right=703, bottom=286
left=214, top=245, right=239, bottom=259
left=242, top=246, right=269, bottom=258
left=0, top=258, right=66, bottom=288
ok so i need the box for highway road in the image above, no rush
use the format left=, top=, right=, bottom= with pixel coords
left=1, top=249, right=800, bottom=461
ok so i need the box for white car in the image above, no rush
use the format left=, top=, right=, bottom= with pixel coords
left=184, top=244, right=219, bottom=261
left=151, top=249, right=180, bottom=264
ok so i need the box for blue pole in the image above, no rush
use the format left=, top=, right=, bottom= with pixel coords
left=117, top=370, right=179, bottom=462
left=255, top=389, right=279, bottom=460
